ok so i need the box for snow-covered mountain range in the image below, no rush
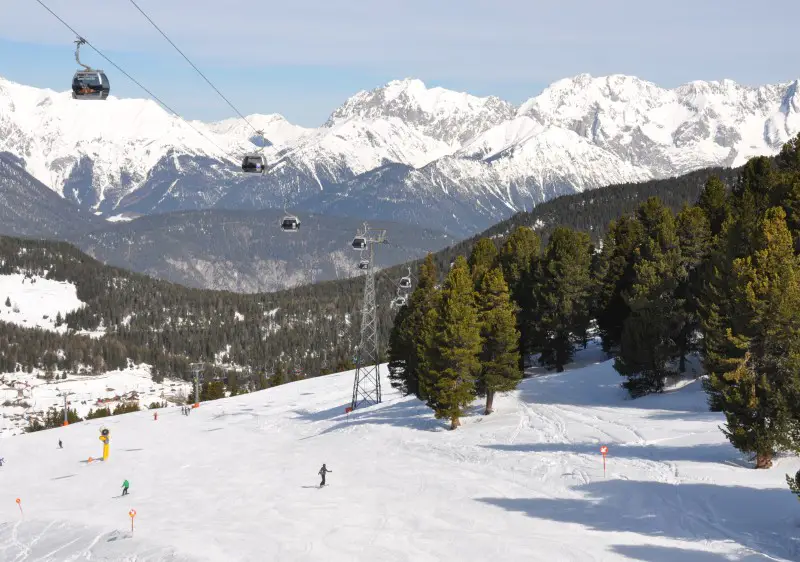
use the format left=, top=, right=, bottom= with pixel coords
left=0, top=151, right=452, bottom=293
left=2, top=73, right=799, bottom=236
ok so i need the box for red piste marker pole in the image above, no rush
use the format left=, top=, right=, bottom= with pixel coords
left=600, top=445, right=609, bottom=477
left=129, top=509, right=136, bottom=534
left=15, top=498, right=23, bottom=517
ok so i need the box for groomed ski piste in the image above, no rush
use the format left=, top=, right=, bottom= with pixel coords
left=1, top=340, right=799, bottom=561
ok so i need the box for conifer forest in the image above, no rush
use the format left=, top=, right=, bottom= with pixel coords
left=389, top=134, right=800, bottom=473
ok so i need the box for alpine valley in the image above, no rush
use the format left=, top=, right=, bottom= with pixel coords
left=1, top=72, right=799, bottom=290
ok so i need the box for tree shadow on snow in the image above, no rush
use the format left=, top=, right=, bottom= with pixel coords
left=483, top=441, right=740, bottom=465
left=639, top=410, right=722, bottom=422
left=611, top=544, right=769, bottom=561
left=297, top=399, right=444, bottom=437
left=518, top=371, right=708, bottom=414
left=476, top=480, right=799, bottom=561
left=292, top=403, right=353, bottom=422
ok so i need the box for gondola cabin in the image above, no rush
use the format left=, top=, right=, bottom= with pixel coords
left=241, top=154, right=265, bottom=173
left=357, top=259, right=370, bottom=270
left=351, top=236, right=367, bottom=250
left=399, top=276, right=411, bottom=289
left=391, top=295, right=407, bottom=308
left=281, top=216, right=300, bottom=232
left=72, top=70, right=110, bottom=100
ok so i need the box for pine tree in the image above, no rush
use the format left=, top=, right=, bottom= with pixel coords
left=499, top=226, right=541, bottom=369
left=708, top=207, right=800, bottom=468
left=227, top=370, right=240, bottom=396
left=773, top=136, right=800, bottom=247
left=674, top=205, right=712, bottom=371
left=614, top=198, right=684, bottom=396
left=200, top=380, right=226, bottom=401
left=697, top=176, right=730, bottom=238
left=499, top=227, right=540, bottom=297
left=595, top=216, right=643, bottom=355
left=534, top=227, right=592, bottom=372
left=787, top=470, right=800, bottom=501
left=701, top=154, right=786, bottom=411
left=614, top=306, right=674, bottom=397
left=426, top=256, right=482, bottom=429
left=4, top=296, right=9, bottom=307
left=694, top=177, right=733, bottom=385
left=388, top=254, right=439, bottom=399
left=387, top=303, right=413, bottom=392
left=468, top=238, right=499, bottom=288
left=477, top=268, right=521, bottom=414
left=416, top=303, right=441, bottom=404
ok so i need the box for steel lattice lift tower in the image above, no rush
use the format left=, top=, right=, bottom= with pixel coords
left=351, top=223, right=387, bottom=410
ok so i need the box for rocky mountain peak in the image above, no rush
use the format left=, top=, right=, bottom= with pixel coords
left=324, top=77, right=515, bottom=144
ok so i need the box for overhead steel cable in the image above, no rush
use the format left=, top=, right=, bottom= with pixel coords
left=124, top=0, right=264, bottom=141
left=33, top=0, right=240, bottom=165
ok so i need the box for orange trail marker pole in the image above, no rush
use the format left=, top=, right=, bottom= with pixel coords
left=129, top=509, right=136, bottom=534
left=600, top=445, right=609, bottom=477
left=15, top=498, right=23, bottom=517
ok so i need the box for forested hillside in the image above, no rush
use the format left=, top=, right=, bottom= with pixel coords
left=0, top=159, right=743, bottom=385
left=0, top=238, right=377, bottom=381
left=421, top=165, right=740, bottom=278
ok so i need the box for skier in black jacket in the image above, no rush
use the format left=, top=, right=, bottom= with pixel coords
left=319, top=463, right=331, bottom=487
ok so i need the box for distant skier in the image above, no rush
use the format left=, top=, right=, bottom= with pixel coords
left=58, top=439, right=63, bottom=449
left=318, top=463, right=331, bottom=487
left=153, top=412, right=158, bottom=421
left=121, top=479, right=130, bottom=496
left=0, top=458, right=4, bottom=467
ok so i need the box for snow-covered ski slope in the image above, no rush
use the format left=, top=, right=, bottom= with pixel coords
left=0, top=273, right=84, bottom=334
left=1, top=342, right=798, bottom=561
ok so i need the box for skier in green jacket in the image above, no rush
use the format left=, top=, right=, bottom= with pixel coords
left=122, top=479, right=130, bottom=496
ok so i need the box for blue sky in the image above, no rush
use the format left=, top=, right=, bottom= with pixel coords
left=1, top=0, right=799, bottom=127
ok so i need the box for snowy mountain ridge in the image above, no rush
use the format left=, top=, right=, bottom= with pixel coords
left=2, top=73, right=799, bottom=236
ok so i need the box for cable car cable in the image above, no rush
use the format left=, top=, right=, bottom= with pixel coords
left=124, top=0, right=264, bottom=140
left=32, top=0, right=239, bottom=165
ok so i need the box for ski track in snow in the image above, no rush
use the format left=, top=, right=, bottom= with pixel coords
left=0, top=340, right=798, bottom=561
